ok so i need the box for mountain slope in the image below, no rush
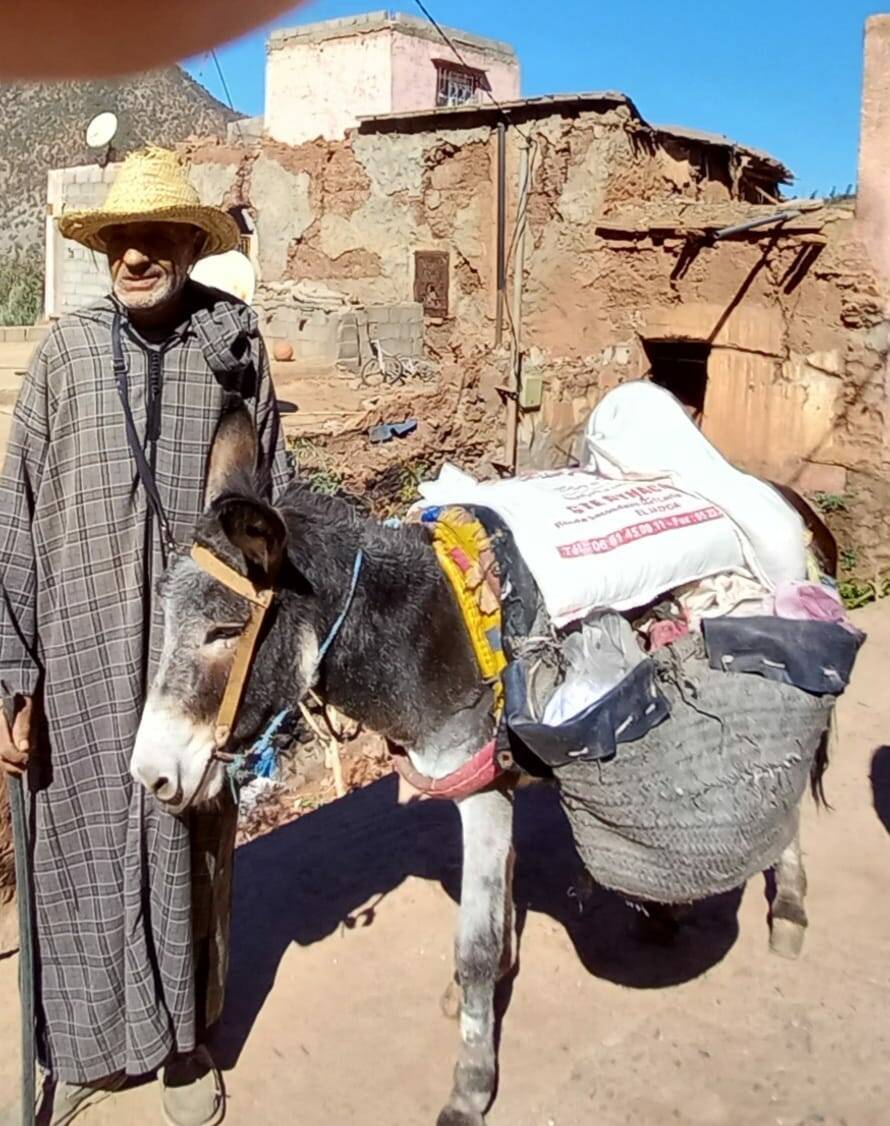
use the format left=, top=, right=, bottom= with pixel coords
left=0, top=67, right=237, bottom=256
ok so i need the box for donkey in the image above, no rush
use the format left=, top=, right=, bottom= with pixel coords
left=131, top=403, right=818, bottom=1124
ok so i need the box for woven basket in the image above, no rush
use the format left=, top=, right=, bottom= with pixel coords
left=555, top=635, right=833, bottom=904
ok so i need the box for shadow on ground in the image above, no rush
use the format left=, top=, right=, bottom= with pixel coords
left=214, top=776, right=745, bottom=1070
left=870, top=745, right=890, bottom=835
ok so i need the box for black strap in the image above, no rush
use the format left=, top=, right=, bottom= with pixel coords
left=112, top=313, right=176, bottom=553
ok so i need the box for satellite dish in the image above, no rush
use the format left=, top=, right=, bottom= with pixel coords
left=86, top=111, right=118, bottom=149
left=191, top=250, right=256, bottom=306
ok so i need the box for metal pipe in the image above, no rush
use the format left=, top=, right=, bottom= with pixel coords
left=505, top=138, right=530, bottom=474
left=714, top=209, right=802, bottom=240
left=494, top=122, right=507, bottom=347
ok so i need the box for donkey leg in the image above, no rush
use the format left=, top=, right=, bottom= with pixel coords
left=769, top=813, right=808, bottom=960
left=437, top=787, right=514, bottom=1126
left=440, top=843, right=516, bottom=1021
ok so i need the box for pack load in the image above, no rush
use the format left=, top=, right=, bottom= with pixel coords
left=414, top=381, right=864, bottom=903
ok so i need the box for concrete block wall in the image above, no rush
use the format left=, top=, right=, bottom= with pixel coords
left=0, top=325, right=49, bottom=344
left=260, top=301, right=423, bottom=373
left=57, top=243, right=111, bottom=315
left=46, top=164, right=116, bottom=318
left=260, top=304, right=342, bottom=370
left=361, top=303, right=424, bottom=366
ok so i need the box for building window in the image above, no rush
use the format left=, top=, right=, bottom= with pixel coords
left=228, top=205, right=255, bottom=259
left=644, top=340, right=711, bottom=425
left=414, top=250, right=450, bottom=318
left=434, top=59, right=489, bottom=107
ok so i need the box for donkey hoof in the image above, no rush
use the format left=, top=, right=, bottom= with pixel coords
left=769, top=917, right=806, bottom=960
left=436, top=1104, right=485, bottom=1126
left=440, top=979, right=462, bottom=1020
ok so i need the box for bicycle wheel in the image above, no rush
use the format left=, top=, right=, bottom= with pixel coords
left=360, top=358, right=383, bottom=386
left=384, top=357, right=406, bottom=385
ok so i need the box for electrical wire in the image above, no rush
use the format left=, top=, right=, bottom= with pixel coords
left=410, top=0, right=541, bottom=356
left=411, top=0, right=531, bottom=142
left=211, top=48, right=243, bottom=141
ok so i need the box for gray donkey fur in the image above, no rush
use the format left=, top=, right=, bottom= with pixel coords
left=131, top=403, right=814, bottom=1124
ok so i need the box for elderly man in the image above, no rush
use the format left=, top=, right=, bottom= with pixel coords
left=0, top=147, right=291, bottom=1124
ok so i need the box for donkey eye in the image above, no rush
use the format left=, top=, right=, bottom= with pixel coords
left=203, top=625, right=243, bottom=646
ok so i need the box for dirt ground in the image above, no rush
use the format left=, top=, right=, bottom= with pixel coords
left=0, top=598, right=887, bottom=1125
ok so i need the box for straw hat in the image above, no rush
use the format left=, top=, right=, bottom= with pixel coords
left=58, top=146, right=239, bottom=257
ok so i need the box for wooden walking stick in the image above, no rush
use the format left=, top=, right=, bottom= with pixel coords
left=5, top=699, right=36, bottom=1126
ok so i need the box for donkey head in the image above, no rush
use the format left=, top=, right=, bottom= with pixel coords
left=130, top=402, right=317, bottom=814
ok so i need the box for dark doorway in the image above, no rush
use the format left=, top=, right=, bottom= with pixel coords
left=644, top=340, right=710, bottom=424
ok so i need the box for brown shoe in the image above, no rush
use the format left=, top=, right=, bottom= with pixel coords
left=159, top=1045, right=225, bottom=1126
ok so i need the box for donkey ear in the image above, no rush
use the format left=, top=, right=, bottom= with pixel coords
left=218, top=497, right=287, bottom=578
left=205, top=397, right=257, bottom=504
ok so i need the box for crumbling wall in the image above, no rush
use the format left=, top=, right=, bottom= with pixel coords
left=520, top=207, right=890, bottom=573
left=45, top=115, right=882, bottom=570
left=181, top=118, right=890, bottom=571
left=183, top=104, right=746, bottom=361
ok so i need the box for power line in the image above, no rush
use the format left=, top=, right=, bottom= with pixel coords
left=410, top=0, right=537, bottom=355
left=210, top=48, right=243, bottom=141
left=411, top=0, right=530, bottom=141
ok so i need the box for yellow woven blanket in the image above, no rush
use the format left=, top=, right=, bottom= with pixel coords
left=429, top=506, right=507, bottom=715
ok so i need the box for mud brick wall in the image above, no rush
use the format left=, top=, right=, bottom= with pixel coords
left=46, top=100, right=890, bottom=572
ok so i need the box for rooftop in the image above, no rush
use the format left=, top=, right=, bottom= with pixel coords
left=595, top=199, right=835, bottom=239
left=269, top=10, right=517, bottom=62
left=358, top=91, right=791, bottom=181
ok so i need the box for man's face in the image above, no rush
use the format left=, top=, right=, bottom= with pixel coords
left=104, top=221, right=205, bottom=312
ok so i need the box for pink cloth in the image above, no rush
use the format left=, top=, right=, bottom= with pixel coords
left=772, top=581, right=849, bottom=626
left=648, top=617, right=690, bottom=650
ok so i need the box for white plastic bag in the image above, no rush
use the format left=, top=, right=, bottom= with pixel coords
left=543, top=613, right=643, bottom=725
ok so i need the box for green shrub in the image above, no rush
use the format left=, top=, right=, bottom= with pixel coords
left=0, top=253, right=43, bottom=327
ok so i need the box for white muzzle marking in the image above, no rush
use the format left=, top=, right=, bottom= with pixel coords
left=131, top=697, right=223, bottom=812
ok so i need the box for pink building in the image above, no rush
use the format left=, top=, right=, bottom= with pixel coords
left=265, top=10, right=520, bottom=146
left=857, top=13, right=890, bottom=300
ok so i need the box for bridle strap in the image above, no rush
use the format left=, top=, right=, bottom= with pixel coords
left=189, top=544, right=274, bottom=756
left=190, top=544, right=274, bottom=607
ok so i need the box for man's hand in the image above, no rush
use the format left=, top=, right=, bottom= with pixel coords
left=0, top=697, right=34, bottom=776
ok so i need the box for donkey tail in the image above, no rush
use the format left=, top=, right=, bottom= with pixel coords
left=810, top=709, right=836, bottom=809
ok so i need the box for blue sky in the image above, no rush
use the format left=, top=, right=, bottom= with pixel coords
left=184, top=1, right=875, bottom=196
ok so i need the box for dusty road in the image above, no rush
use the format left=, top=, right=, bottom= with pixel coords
left=1, top=588, right=889, bottom=1126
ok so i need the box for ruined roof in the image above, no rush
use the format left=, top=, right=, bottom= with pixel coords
left=358, top=92, right=790, bottom=181
left=595, top=200, right=835, bottom=239
left=359, top=90, right=636, bottom=126
left=269, top=11, right=517, bottom=62
left=652, top=123, right=791, bottom=182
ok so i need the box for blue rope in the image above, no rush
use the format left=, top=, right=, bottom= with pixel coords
left=315, top=548, right=365, bottom=667
left=226, top=549, right=364, bottom=801
left=227, top=707, right=291, bottom=799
